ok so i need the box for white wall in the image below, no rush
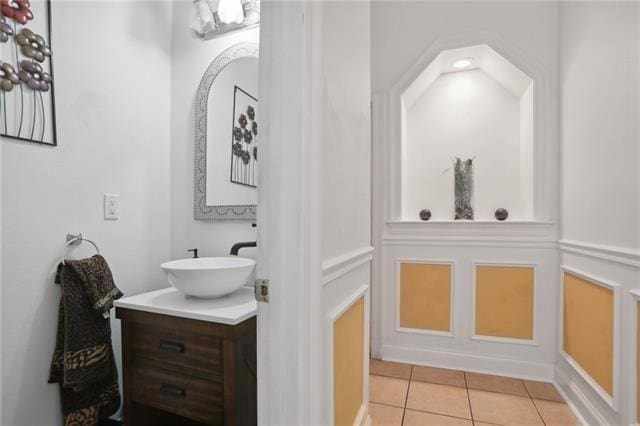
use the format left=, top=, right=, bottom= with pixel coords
left=519, top=83, right=534, bottom=217
left=371, top=0, right=559, bottom=379
left=404, top=70, right=522, bottom=221
left=557, top=2, right=640, bottom=424
left=372, top=2, right=558, bottom=95
left=318, top=1, right=372, bottom=423
left=0, top=2, right=173, bottom=424
left=560, top=3, right=640, bottom=251
left=170, top=1, right=258, bottom=260
left=319, top=5, right=371, bottom=261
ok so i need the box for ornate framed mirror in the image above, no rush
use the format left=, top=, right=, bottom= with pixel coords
left=194, top=42, right=259, bottom=221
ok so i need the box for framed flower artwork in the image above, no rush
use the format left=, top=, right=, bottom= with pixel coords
left=230, top=85, right=258, bottom=188
left=0, top=0, right=57, bottom=146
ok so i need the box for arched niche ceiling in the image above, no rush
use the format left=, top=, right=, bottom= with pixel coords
left=400, top=44, right=535, bottom=221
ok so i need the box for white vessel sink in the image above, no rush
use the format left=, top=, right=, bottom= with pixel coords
left=160, top=257, right=256, bottom=299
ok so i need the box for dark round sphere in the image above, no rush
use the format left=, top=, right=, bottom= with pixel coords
left=495, top=208, right=509, bottom=221
left=419, top=209, right=432, bottom=221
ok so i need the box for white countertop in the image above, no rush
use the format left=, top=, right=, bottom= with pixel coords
left=114, top=286, right=257, bottom=325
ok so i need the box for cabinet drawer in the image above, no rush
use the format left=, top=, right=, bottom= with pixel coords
left=128, top=323, right=222, bottom=375
left=130, top=360, right=223, bottom=424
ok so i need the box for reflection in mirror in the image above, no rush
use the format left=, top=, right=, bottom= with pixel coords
left=206, top=58, right=258, bottom=205
left=194, top=42, right=259, bottom=221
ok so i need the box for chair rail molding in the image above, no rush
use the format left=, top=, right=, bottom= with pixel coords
left=383, top=221, right=557, bottom=246
left=322, top=246, right=374, bottom=286
left=559, top=239, right=640, bottom=268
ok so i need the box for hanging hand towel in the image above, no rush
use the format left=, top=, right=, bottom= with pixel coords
left=48, top=255, right=123, bottom=426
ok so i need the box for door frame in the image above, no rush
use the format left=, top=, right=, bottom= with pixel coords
left=256, top=1, right=324, bottom=424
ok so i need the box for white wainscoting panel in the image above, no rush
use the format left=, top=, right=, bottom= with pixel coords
left=556, top=248, right=639, bottom=425
left=323, top=252, right=372, bottom=426
left=378, top=241, right=558, bottom=382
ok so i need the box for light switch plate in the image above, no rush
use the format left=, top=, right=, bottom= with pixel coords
left=104, top=193, right=119, bottom=220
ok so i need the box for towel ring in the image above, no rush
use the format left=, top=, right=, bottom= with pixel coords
left=61, top=233, right=100, bottom=265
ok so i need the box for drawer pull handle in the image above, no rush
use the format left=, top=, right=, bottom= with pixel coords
left=159, top=340, right=184, bottom=353
left=160, top=384, right=186, bottom=398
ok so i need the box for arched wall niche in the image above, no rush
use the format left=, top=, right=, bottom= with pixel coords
left=387, top=32, right=554, bottom=225
left=402, top=44, right=533, bottom=221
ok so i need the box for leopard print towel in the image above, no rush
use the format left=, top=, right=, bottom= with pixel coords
left=49, top=255, right=123, bottom=425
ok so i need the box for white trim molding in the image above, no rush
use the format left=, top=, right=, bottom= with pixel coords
left=554, top=363, right=607, bottom=426
left=354, top=403, right=371, bottom=426
left=471, top=261, right=539, bottom=346
left=629, top=290, right=640, bottom=425
left=328, top=284, right=369, bottom=322
left=383, top=237, right=557, bottom=249
left=322, top=246, right=374, bottom=286
left=559, top=265, right=622, bottom=411
left=386, top=221, right=555, bottom=239
left=382, top=344, right=554, bottom=381
left=559, top=239, right=640, bottom=268
left=395, top=258, right=456, bottom=338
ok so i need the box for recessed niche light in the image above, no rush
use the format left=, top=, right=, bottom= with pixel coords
left=453, top=58, right=473, bottom=69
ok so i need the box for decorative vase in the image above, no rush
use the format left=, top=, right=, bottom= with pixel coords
left=454, top=157, right=473, bottom=220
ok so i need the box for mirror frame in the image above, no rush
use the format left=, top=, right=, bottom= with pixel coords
left=194, top=41, right=259, bottom=221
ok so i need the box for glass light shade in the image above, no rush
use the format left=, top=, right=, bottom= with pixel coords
left=218, top=0, right=244, bottom=24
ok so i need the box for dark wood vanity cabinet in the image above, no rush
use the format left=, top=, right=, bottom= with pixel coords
left=116, top=308, right=256, bottom=426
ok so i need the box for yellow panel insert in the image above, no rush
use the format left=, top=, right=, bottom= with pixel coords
left=475, top=265, right=534, bottom=340
left=400, top=262, right=451, bottom=332
left=333, top=297, right=364, bottom=426
left=563, top=272, right=613, bottom=396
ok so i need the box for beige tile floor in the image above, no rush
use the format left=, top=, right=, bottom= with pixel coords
left=369, top=359, right=581, bottom=426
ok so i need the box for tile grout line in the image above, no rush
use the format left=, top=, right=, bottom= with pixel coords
left=369, top=401, right=408, bottom=410
left=405, top=407, right=477, bottom=423
left=370, top=362, right=571, bottom=425
left=522, top=379, right=547, bottom=426
left=400, top=365, right=413, bottom=425
left=372, top=399, right=476, bottom=422
left=464, top=371, right=475, bottom=422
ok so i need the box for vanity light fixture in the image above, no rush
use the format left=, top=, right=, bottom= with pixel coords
left=218, top=0, right=244, bottom=24
left=192, top=0, right=260, bottom=39
left=453, top=58, right=473, bottom=69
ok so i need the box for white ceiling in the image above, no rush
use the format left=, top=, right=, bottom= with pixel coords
left=402, top=44, right=533, bottom=109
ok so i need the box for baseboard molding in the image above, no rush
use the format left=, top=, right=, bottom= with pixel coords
left=554, top=362, right=611, bottom=425
left=355, top=402, right=370, bottom=426
left=381, top=344, right=554, bottom=381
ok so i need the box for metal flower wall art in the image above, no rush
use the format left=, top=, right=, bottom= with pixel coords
left=230, top=85, right=258, bottom=187
left=0, top=0, right=57, bottom=146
